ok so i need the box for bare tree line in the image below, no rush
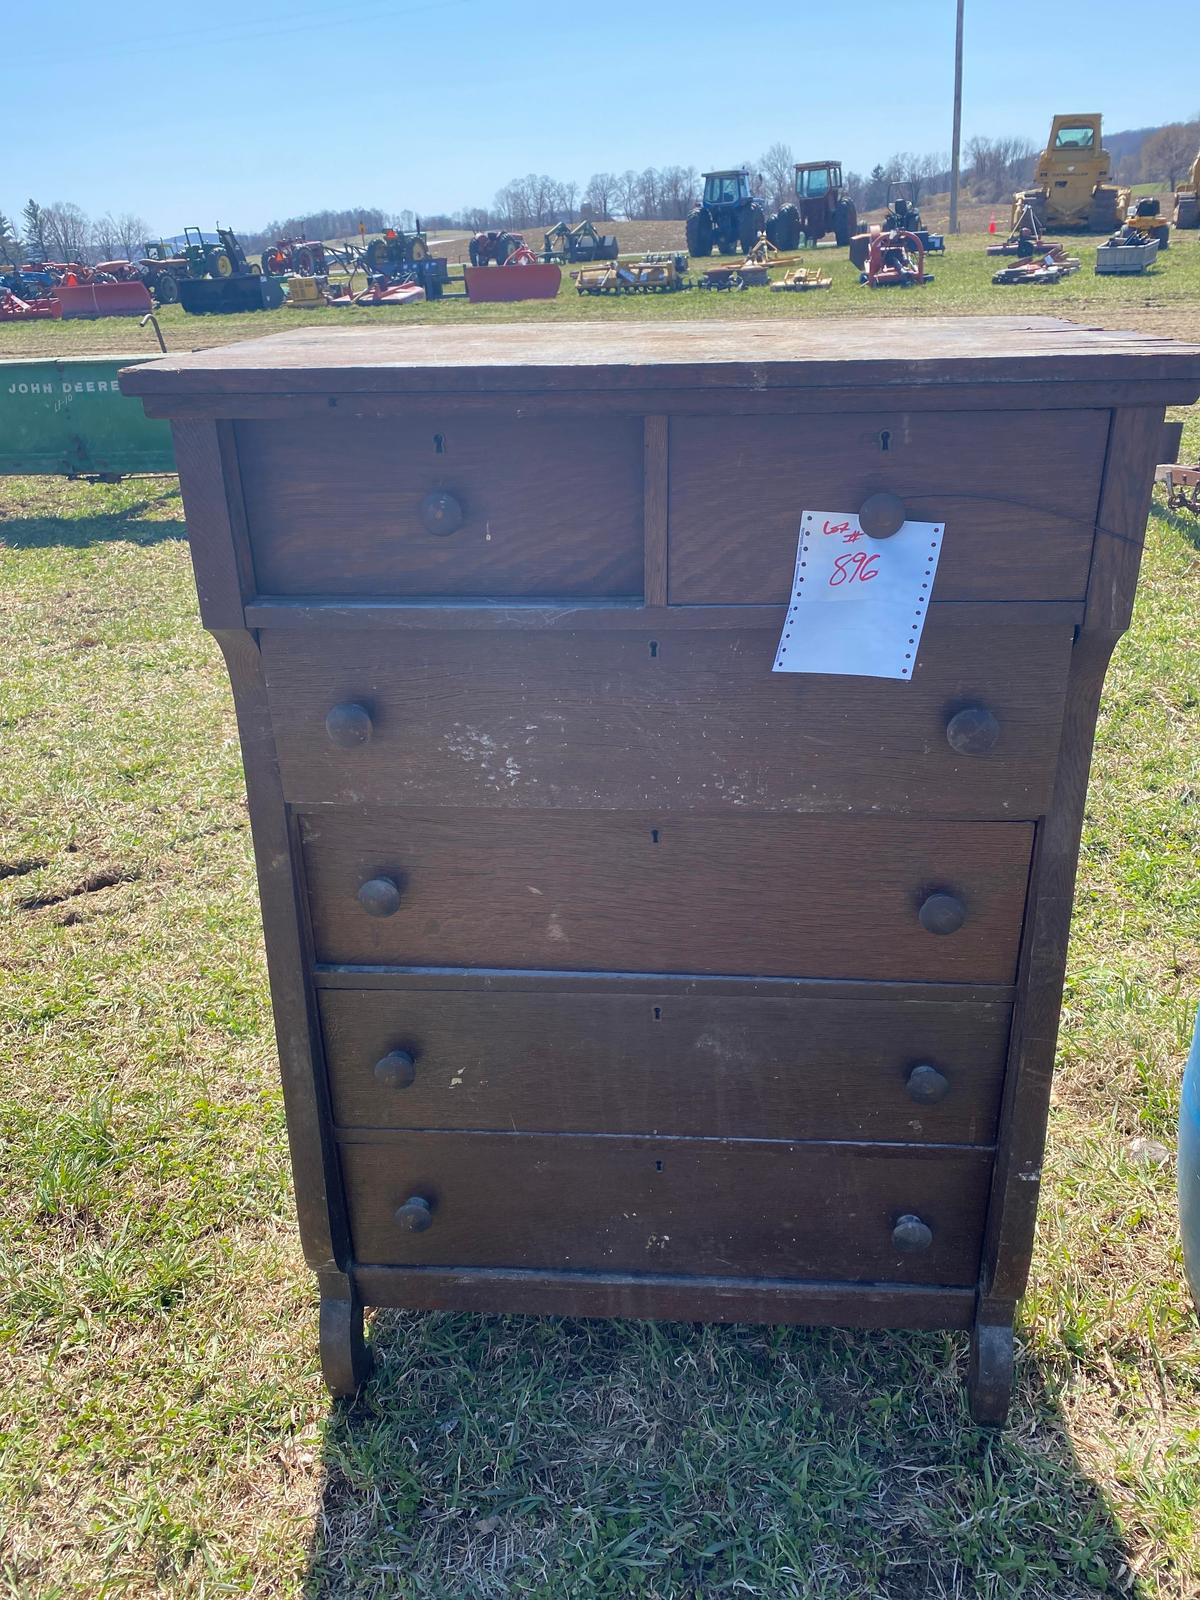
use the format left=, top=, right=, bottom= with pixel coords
left=4, top=118, right=1196, bottom=263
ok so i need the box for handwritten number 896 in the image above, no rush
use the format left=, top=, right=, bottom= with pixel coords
left=829, top=552, right=881, bottom=587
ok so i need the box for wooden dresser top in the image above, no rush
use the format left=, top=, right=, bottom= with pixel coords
left=120, top=317, right=1200, bottom=402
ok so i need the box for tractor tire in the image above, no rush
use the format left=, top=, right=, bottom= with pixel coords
left=410, top=237, right=428, bottom=261
left=738, top=203, right=766, bottom=255
left=365, top=239, right=388, bottom=271
left=249, top=263, right=262, bottom=276
left=773, top=204, right=802, bottom=252
left=294, top=247, right=315, bottom=275
left=208, top=249, right=233, bottom=279
left=1088, top=187, right=1120, bottom=232
left=834, top=200, right=858, bottom=248
left=686, top=208, right=713, bottom=257
left=155, top=272, right=178, bottom=305
left=717, top=237, right=739, bottom=256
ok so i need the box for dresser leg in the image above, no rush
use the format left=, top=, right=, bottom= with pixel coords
left=319, top=1288, right=372, bottom=1399
left=967, top=1317, right=1015, bottom=1426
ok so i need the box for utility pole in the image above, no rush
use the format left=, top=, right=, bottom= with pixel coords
left=949, top=0, right=964, bottom=232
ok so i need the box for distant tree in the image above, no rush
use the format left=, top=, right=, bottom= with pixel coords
left=44, top=202, right=91, bottom=263
left=843, top=170, right=865, bottom=204
left=964, top=136, right=1036, bottom=203
left=864, top=165, right=889, bottom=210
left=583, top=172, right=617, bottom=219
left=0, top=211, right=19, bottom=256
left=22, top=198, right=49, bottom=259
left=759, top=142, right=795, bottom=210
left=1141, top=121, right=1200, bottom=188
left=883, top=151, right=945, bottom=205
left=616, top=169, right=640, bottom=220
left=657, top=165, right=696, bottom=220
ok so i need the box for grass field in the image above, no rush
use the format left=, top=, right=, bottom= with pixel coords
left=2, top=232, right=1199, bottom=1598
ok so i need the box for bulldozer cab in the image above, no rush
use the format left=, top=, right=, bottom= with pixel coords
left=1037, top=115, right=1110, bottom=182
left=703, top=172, right=751, bottom=207
left=795, top=163, right=842, bottom=199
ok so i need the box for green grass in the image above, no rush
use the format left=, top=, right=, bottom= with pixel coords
left=1, top=283, right=1199, bottom=1597
left=2, top=228, right=1198, bottom=359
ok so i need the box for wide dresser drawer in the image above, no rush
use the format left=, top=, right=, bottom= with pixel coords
left=300, top=811, right=1033, bottom=981
left=667, top=409, right=1109, bottom=602
left=236, top=415, right=645, bottom=598
left=263, top=620, right=1074, bottom=817
left=321, top=985, right=1011, bottom=1143
left=340, top=1131, right=992, bottom=1286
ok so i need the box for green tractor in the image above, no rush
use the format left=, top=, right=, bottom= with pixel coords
left=182, top=225, right=260, bottom=281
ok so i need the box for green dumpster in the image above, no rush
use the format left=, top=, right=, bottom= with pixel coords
left=0, top=355, right=175, bottom=477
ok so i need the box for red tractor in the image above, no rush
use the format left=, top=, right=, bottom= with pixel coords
left=469, top=230, right=525, bottom=266
left=789, top=162, right=859, bottom=247
left=261, top=237, right=328, bottom=276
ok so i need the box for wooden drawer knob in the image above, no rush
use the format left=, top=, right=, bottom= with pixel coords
left=919, top=892, right=965, bottom=936
left=892, top=1214, right=933, bottom=1252
left=906, top=1063, right=950, bottom=1104
left=325, top=701, right=373, bottom=748
left=946, top=706, right=1000, bottom=756
left=419, top=490, right=464, bottom=536
left=395, top=1195, right=433, bottom=1232
left=858, top=490, right=906, bottom=539
left=374, top=1049, right=416, bottom=1089
left=357, top=876, right=402, bottom=918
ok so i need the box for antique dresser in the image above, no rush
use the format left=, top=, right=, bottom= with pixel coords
left=123, top=318, right=1200, bottom=1422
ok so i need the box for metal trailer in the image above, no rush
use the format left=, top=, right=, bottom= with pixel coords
left=0, top=356, right=175, bottom=478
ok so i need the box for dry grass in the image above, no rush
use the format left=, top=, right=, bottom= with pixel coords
left=1, top=263, right=1198, bottom=1597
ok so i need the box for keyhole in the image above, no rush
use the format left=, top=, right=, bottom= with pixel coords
left=433, top=433, right=446, bottom=454
left=879, top=430, right=891, bottom=453
left=650, top=828, right=660, bottom=844
left=652, top=1005, right=663, bottom=1021
left=655, top=1160, right=663, bottom=1172
left=649, top=640, right=659, bottom=658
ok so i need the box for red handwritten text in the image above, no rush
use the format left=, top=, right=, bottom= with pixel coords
left=829, top=552, right=881, bottom=587
left=821, top=519, right=852, bottom=538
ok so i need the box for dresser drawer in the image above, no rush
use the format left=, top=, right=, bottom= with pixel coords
left=300, top=811, right=1033, bottom=982
left=667, top=410, right=1109, bottom=603
left=340, top=1131, right=992, bottom=1285
left=236, top=415, right=645, bottom=598
left=263, top=620, right=1073, bottom=819
left=321, top=986, right=1011, bottom=1142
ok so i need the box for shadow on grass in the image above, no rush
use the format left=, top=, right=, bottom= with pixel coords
left=1154, top=500, right=1200, bottom=551
left=0, top=506, right=185, bottom=550
left=304, top=1312, right=1141, bottom=1600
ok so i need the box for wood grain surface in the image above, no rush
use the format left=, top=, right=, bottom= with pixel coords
left=262, top=620, right=1072, bottom=818
left=320, top=986, right=1011, bottom=1142
left=339, top=1129, right=992, bottom=1284
left=236, top=415, right=644, bottom=598
left=119, top=317, right=1200, bottom=401
left=299, top=810, right=1034, bottom=981
left=668, top=410, right=1108, bottom=603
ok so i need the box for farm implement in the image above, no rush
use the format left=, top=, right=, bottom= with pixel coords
left=542, top=219, right=619, bottom=263
left=574, top=253, right=690, bottom=295
left=464, top=245, right=560, bottom=301
left=770, top=265, right=832, bottom=292
left=992, top=244, right=1081, bottom=285
left=0, top=288, right=62, bottom=321
left=861, top=230, right=931, bottom=288
left=697, top=238, right=806, bottom=290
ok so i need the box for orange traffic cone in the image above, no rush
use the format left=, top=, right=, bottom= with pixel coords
left=988, top=216, right=997, bottom=234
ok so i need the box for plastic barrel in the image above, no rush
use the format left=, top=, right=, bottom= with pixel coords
left=1180, top=1005, right=1200, bottom=1308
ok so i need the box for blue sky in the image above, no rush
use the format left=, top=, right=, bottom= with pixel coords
left=10, top=0, right=1198, bottom=233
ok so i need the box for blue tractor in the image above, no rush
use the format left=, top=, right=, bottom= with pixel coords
left=686, top=170, right=797, bottom=258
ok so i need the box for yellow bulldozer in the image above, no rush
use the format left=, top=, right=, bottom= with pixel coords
left=1012, top=114, right=1122, bottom=232
left=1174, top=149, right=1200, bottom=228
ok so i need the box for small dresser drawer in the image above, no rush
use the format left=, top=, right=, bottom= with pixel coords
left=340, top=1131, right=992, bottom=1286
left=321, top=986, right=1011, bottom=1143
left=263, top=620, right=1074, bottom=818
left=236, top=415, right=645, bottom=598
left=300, top=811, right=1033, bottom=982
left=668, top=409, right=1109, bottom=603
